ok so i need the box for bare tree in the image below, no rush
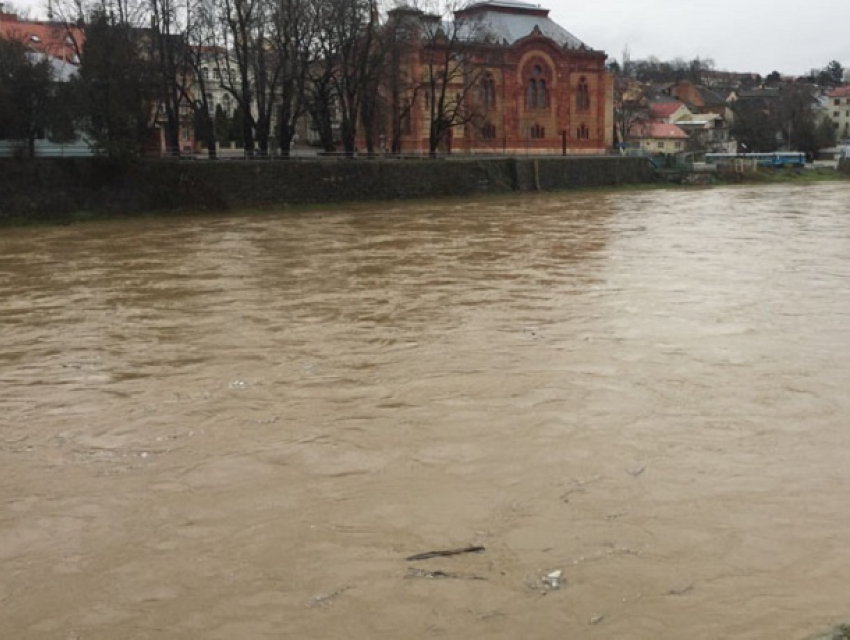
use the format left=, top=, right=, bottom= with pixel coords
left=271, top=0, right=315, bottom=156
left=148, top=0, right=189, bottom=155
left=215, top=0, right=258, bottom=154
left=303, top=0, right=339, bottom=152
left=385, top=7, right=423, bottom=154
left=306, top=61, right=337, bottom=152
left=612, top=76, right=648, bottom=149
left=182, top=0, right=219, bottom=157
left=318, top=0, right=381, bottom=156
left=249, top=0, right=282, bottom=155
left=417, top=0, right=486, bottom=156
left=358, top=27, right=388, bottom=155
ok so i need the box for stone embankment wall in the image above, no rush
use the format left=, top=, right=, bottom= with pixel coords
left=0, top=156, right=655, bottom=224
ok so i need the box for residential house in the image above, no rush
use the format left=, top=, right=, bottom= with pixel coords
left=674, top=112, right=736, bottom=153
left=0, top=10, right=91, bottom=157
left=0, top=8, right=197, bottom=156
left=0, top=7, right=83, bottom=63
left=663, top=80, right=730, bottom=119
left=628, top=121, right=689, bottom=154
left=648, top=101, right=693, bottom=123
left=729, top=87, right=781, bottom=110
left=653, top=80, right=736, bottom=151
left=826, top=86, right=850, bottom=143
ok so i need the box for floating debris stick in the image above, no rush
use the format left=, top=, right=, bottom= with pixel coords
left=406, top=545, right=485, bottom=562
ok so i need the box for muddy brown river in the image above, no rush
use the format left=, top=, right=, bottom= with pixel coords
left=3, top=183, right=850, bottom=639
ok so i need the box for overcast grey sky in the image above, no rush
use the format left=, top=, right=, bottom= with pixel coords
left=9, top=0, right=850, bottom=76
left=548, top=0, right=850, bottom=76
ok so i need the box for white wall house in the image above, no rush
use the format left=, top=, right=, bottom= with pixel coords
left=827, top=86, right=850, bottom=143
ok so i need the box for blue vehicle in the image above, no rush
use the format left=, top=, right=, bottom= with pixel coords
left=705, top=152, right=806, bottom=168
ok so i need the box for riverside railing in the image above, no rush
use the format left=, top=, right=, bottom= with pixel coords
left=0, top=143, right=628, bottom=161
left=155, top=147, right=627, bottom=161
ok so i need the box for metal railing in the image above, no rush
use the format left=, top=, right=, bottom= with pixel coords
left=0, top=141, right=632, bottom=161
left=0, top=141, right=95, bottom=158
left=153, top=145, right=627, bottom=161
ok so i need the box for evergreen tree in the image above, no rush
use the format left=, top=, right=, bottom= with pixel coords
left=815, top=116, right=837, bottom=150
left=777, top=83, right=819, bottom=155
left=48, top=81, right=81, bottom=144
left=74, top=11, right=157, bottom=158
left=818, top=60, right=845, bottom=88
left=0, top=37, right=53, bottom=156
left=730, top=101, right=779, bottom=153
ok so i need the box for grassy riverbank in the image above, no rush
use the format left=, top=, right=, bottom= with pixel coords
left=717, top=165, right=848, bottom=185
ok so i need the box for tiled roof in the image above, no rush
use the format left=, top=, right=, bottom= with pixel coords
left=828, top=86, right=850, bottom=98
left=738, top=88, right=780, bottom=99
left=0, top=13, right=83, bottom=63
left=697, top=86, right=726, bottom=105
left=649, top=102, right=686, bottom=118
left=630, top=122, right=689, bottom=139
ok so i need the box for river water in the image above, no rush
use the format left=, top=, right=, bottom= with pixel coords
left=2, top=183, right=850, bottom=639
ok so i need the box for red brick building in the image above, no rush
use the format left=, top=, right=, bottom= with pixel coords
left=385, top=1, right=613, bottom=155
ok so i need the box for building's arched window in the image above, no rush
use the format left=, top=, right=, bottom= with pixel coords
left=527, top=79, right=538, bottom=110
left=481, top=122, right=496, bottom=139
left=481, top=74, right=496, bottom=110
left=576, top=124, right=590, bottom=140
left=530, top=124, right=545, bottom=139
left=538, top=80, right=548, bottom=109
left=577, top=76, right=591, bottom=112
left=526, top=64, right=549, bottom=110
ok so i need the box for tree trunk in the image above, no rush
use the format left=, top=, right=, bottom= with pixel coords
left=242, top=110, right=254, bottom=157
left=391, top=103, right=402, bottom=155
left=203, top=112, right=217, bottom=159
left=341, top=118, right=356, bottom=157
left=429, top=120, right=440, bottom=158
left=361, top=98, right=377, bottom=156
left=255, top=119, right=270, bottom=156
left=278, top=104, right=294, bottom=157
left=279, top=126, right=295, bottom=158
left=163, top=104, right=181, bottom=156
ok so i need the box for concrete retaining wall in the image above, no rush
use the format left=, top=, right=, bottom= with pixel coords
left=0, top=156, right=655, bottom=224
